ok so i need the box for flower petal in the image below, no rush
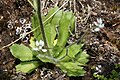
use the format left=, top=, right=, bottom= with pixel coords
left=36, top=40, right=39, bottom=46
left=19, top=18, right=26, bottom=24
left=99, top=24, right=104, bottom=28
left=39, top=40, right=44, bottom=47
left=25, top=23, right=31, bottom=28
left=93, top=21, right=99, bottom=26
left=16, top=27, right=22, bottom=35
left=97, top=18, right=102, bottom=24
left=39, top=46, right=42, bottom=49
left=41, top=49, right=47, bottom=52
left=94, top=28, right=100, bottom=32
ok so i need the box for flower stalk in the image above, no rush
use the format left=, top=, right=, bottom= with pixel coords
left=37, top=0, right=50, bottom=55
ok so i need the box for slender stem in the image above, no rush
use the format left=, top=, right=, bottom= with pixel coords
left=37, top=0, right=50, bottom=54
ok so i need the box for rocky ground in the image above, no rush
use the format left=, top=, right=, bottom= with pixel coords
left=0, top=0, right=120, bottom=80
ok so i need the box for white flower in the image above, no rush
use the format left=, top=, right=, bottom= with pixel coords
left=20, top=32, right=27, bottom=39
left=94, top=28, right=100, bottom=32
left=97, top=18, right=102, bottom=24
left=33, top=40, right=47, bottom=52
left=16, top=27, right=22, bottom=35
left=22, top=23, right=31, bottom=29
left=36, top=40, right=40, bottom=46
left=39, top=40, right=44, bottom=47
left=41, top=49, right=47, bottom=52
left=93, top=18, right=104, bottom=32
left=93, top=18, right=104, bottom=28
left=19, top=18, right=26, bottom=24
left=25, top=23, right=31, bottom=28
left=95, top=65, right=102, bottom=73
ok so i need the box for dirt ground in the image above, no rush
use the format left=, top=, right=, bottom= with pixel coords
left=0, top=0, right=120, bottom=80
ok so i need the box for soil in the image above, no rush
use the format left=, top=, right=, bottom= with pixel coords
left=0, top=0, right=120, bottom=80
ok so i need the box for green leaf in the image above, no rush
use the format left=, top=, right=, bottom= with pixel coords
left=51, top=10, right=63, bottom=25
left=56, top=43, right=81, bottom=62
left=68, top=43, right=81, bottom=58
left=16, top=61, right=40, bottom=73
left=77, top=51, right=89, bottom=64
left=53, top=11, right=73, bottom=57
left=31, top=13, right=41, bottom=41
left=44, top=7, right=59, bottom=25
left=55, top=44, right=89, bottom=76
left=29, top=37, right=36, bottom=48
left=54, top=11, right=75, bottom=55
left=53, top=39, right=58, bottom=46
left=55, top=48, right=67, bottom=60
left=52, top=45, right=63, bottom=57
left=69, top=15, right=75, bottom=34
left=32, top=0, right=38, bottom=11
left=44, top=23, right=56, bottom=48
left=10, top=44, right=34, bottom=61
left=36, top=54, right=53, bottom=63
left=57, top=62, right=86, bottom=76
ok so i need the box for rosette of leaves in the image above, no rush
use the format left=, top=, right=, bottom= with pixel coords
left=10, top=3, right=89, bottom=76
